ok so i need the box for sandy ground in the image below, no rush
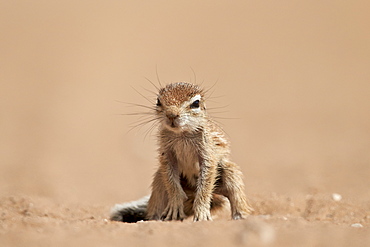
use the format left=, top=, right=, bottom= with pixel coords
left=1, top=1, right=370, bottom=246
left=0, top=194, right=369, bottom=246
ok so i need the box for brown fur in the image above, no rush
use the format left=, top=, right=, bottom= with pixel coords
left=111, top=82, right=252, bottom=222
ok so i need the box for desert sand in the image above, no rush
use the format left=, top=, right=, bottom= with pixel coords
left=1, top=1, right=369, bottom=246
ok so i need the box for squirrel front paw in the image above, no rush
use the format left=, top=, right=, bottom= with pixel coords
left=193, top=206, right=212, bottom=221
left=161, top=200, right=186, bottom=221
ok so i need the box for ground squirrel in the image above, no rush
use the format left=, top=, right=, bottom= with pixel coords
left=111, top=82, right=252, bottom=222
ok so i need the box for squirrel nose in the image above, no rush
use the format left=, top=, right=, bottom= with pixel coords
left=165, top=106, right=180, bottom=123
left=166, top=112, right=179, bottom=120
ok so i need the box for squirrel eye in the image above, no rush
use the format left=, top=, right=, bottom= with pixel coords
left=190, top=100, right=200, bottom=109
left=156, top=98, right=162, bottom=107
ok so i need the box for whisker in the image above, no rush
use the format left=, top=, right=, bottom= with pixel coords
left=143, top=120, right=160, bottom=140
left=190, top=67, right=197, bottom=85
left=199, top=79, right=205, bottom=88
left=129, top=116, right=159, bottom=126
left=206, top=110, right=229, bottom=114
left=118, top=102, right=156, bottom=111
left=204, top=78, right=219, bottom=97
left=130, top=86, right=155, bottom=105
left=155, top=65, right=163, bottom=88
left=144, top=77, right=160, bottom=91
left=122, top=112, right=155, bottom=116
left=127, top=117, right=161, bottom=134
left=211, top=116, right=240, bottom=120
left=207, top=95, right=226, bottom=100
left=207, top=105, right=231, bottom=111
left=140, top=86, right=158, bottom=96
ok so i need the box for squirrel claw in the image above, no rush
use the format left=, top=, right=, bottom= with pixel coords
left=193, top=209, right=212, bottom=222
left=161, top=202, right=186, bottom=221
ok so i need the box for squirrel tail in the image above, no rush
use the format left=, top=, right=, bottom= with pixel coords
left=110, top=195, right=149, bottom=223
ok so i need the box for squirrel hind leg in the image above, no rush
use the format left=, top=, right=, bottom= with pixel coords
left=110, top=195, right=149, bottom=223
left=215, top=161, right=253, bottom=219
left=210, top=193, right=228, bottom=211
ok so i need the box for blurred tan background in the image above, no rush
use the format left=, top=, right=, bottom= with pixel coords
left=1, top=0, right=369, bottom=207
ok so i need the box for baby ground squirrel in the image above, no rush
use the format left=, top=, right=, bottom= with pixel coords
left=111, top=82, right=252, bottom=222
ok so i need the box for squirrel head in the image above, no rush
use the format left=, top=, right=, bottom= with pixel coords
left=156, top=82, right=206, bottom=133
